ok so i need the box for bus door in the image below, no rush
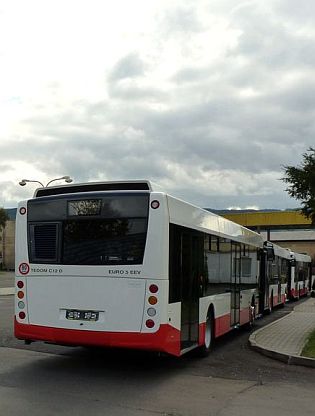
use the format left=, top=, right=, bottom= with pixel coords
left=271, top=257, right=281, bottom=306
left=287, top=259, right=295, bottom=299
left=260, top=245, right=275, bottom=312
left=180, top=231, right=202, bottom=351
left=231, top=242, right=241, bottom=326
left=295, top=266, right=300, bottom=296
left=266, top=260, right=273, bottom=308
left=258, top=250, right=269, bottom=314
left=286, top=260, right=292, bottom=299
left=277, top=260, right=282, bottom=304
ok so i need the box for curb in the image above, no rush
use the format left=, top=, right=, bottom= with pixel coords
left=249, top=313, right=315, bottom=368
left=0, top=287, right=15, bottom=296
left=249, top=335, right=315, bottom=368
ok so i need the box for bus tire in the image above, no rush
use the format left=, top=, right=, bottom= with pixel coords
left=269, top=291, right=274, bottom=313
left=198, top=309, right=214, bottom=357
left=244, top=296, right=255, bottom=330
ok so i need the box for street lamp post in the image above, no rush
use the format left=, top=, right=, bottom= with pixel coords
left=45, top=176, right=73, bottom=187
left=19, top=176, right=73, bottom=188
left=19, top=179, right=44, bottom=187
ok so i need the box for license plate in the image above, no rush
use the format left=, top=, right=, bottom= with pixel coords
left=66, top=309, right=99, bottom=321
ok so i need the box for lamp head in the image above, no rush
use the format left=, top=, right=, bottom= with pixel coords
left=60, top=175, right=73, bottom=183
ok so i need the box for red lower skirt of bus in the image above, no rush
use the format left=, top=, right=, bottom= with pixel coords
left=15, top=309, right=252, bottom=356
left=14, top=318, right=182, bottom=356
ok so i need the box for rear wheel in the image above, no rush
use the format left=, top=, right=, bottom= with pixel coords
left=197, top=311, right=214, bottom=357
left=269, top=291, right=274, bottom=313
left=244, top=297, right=255, bottom=330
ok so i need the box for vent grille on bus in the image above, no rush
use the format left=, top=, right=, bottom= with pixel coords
left=29, top=223, right=59, bottom=263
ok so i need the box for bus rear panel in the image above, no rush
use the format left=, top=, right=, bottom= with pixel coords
left=15, top=190, right=182, bottom=356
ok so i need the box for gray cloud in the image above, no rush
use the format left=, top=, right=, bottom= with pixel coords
left=158, top=4, right=204, bottom=35
left=108, top=83, right=167, bottom=101
left=108, top=53, right=146, bottom=82
left=274, top=0, right=315, bottom=24
left=1, top=0, right=315, bottom=210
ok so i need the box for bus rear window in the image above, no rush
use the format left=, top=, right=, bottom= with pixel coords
left=63, top=218, right=147, bottom=265
left=28, top=194, right=149, bottom=265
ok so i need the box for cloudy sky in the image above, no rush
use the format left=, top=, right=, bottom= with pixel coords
left=1, top=0, right=314, bottom=210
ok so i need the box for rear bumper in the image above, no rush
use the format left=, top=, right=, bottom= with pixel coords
left=14, top=318, right=181, bottom=356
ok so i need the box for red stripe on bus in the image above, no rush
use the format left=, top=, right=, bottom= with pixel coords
left=270, top=295, right=283, bottom=307
left=199, top=313, right=231, bottom=338
left=199, top=308, right=253, bottom=345
left=215, top=313, right=231, bottom=337
left=14, top=318, right=181, bottom=356
left=198, top=313, right=231, bottom=345
left=239, top=308, right=251, bottom=326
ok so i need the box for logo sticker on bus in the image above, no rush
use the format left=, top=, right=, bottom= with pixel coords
left=19, top=263, right=30, bottom=275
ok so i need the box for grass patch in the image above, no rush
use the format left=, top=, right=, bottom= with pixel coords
left=301, top=329, right=315, bottom=358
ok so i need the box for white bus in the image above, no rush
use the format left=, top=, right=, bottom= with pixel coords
left=15, top=180, right=267, bottom=356
left=289, top=252, right=312, bottom=300
left=258, top=242, right=292, bottom=313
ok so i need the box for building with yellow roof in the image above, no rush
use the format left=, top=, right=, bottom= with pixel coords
left=221, top=210, right=315, bottom=263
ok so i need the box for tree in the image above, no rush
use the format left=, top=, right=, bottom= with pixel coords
left=281, top=147, right=315, bottom=224
left=0, top=207, right=9, bottom=231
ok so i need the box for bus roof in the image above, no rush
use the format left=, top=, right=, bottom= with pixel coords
left=269, top=243, right=293, bottom=260
left=167, top=194, right=264, bottom=248
left=32, top=180, right=263, bottom=247
left=293, top=252, right=312, bottom=263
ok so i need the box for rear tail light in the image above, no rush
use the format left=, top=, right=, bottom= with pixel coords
left=145, top=319, right=155, bottom=328
left=16, top=280, right=26, bottom=320
left=149, top=284, right=158, bottom=293
left=144, top=282, right=160, bottom=330
left=147, top=307, right=156, bottom=317
left=150, top=200, right=160, bottom=209
left=19, top=312, right=26, bottom=320
left=148, top=296, right=158, bottom=305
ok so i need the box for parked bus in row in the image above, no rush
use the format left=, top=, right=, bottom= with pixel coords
left=14, top=181, right=312, bottom=357
left=258, top=242, right=312, bottom=312
left=259, top=242, right=292, bottom=314
left=289, top=252, right=312, bottom=300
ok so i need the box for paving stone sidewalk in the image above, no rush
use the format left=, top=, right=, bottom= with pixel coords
left=250, top=297, right=315, bottom=367
left=0, top=271, right=14, bottom=295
